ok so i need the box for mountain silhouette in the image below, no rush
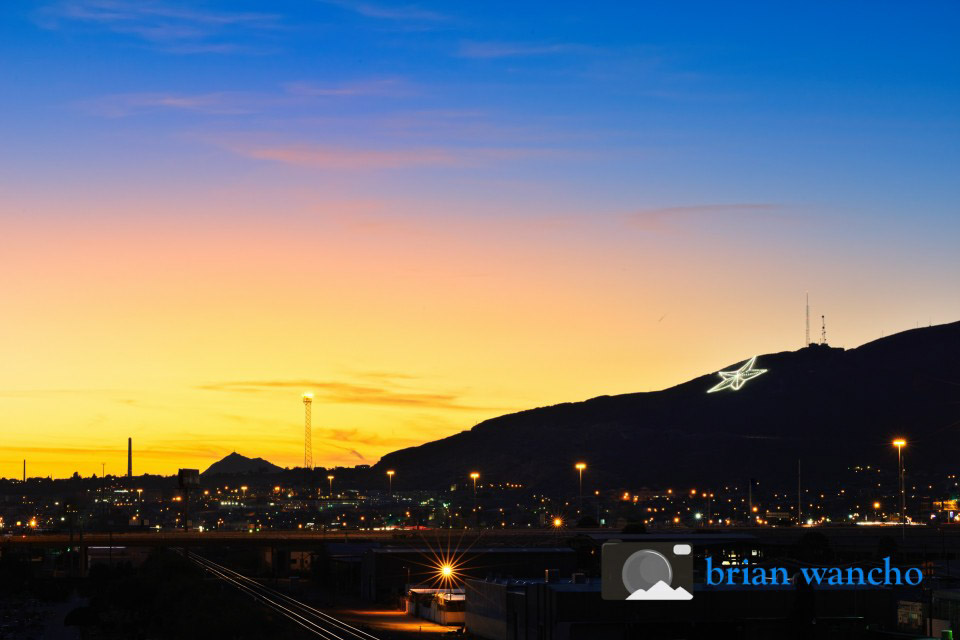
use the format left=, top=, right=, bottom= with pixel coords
left=202, top=452, right=282, bottom=476
left=375, top=321, right=960, bottom=490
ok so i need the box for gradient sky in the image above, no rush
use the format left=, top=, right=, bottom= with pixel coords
left=2, top=1, right=958, bottom=479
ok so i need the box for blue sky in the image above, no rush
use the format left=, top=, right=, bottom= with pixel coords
left=4, top=1, right=958, bottom=210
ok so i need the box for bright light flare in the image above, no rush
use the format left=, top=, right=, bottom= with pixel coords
left=432, top=557, right=462, bottom=589
left=406, top=533, right=473, bottom=592
left=892, top=438, right=906, bottom=448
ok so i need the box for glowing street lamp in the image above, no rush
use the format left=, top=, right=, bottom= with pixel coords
left=327, top=474, right=335, bottom=496
left=387, top=470, right=395, bottom=495
left=575, top=462, right=587, bottom=510
left=469, top=472, right=480, bottom=496
left=469, top=472, right=480, bottom=530
left=893, top=439, right=906, bottom=537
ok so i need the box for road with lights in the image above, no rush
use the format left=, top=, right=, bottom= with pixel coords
left=1, top=528, right=575, bottom=547
left=184, top=550, right=381, bottom=640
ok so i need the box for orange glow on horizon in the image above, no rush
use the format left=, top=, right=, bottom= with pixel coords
left=1, top=193, right=946, bottom=479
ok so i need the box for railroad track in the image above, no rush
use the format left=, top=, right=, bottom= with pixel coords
left=183, top=550, right=381, bottom=640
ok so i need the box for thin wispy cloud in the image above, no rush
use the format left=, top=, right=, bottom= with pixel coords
left=80, top=92, right=260, bottom=117
left=221, top=142, right=565, bottom=170
left=80, top=78, right=411, bottom=118
left=322, top=0, right=446, bottom=22
left=79, top=78, right=410, bottom=117
left=197, top=379, right=502, bottom=411
left=314, top=427, right=421, bottom=449
left=218, top=142, right=573, bottom=171
left=0, top=387, right=129, bottom=398
left=0, top=443, right=220, bottom=461
left=37, top=0, right=282, bottom=52
left=348, top=370, right=420, bottom=382
left=283, top=77, right=411, bottom=97
left=629, top=203, right=782, bottom=231
left=457, top=41, right=590, bottom=59
left=236, top=145, right=459, bottom=169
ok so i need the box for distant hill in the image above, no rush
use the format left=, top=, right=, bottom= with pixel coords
left=375, top=321, right=960, bottom=490
left=202, top=452, right=283, bottom=476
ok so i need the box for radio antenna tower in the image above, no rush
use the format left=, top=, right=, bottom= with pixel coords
left=302, top=393, right=314, bottom=470
left=820, top=315, right=827, bottom=345
left=805, top=292, right=810, bottom=347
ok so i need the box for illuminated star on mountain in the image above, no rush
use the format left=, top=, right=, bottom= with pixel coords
left=707, top=356, right=767, bottom=393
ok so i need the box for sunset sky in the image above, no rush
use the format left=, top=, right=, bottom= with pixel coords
left=2, top=1, right=958, bottom=479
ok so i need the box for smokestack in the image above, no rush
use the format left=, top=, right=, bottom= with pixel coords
left=127, top=438, right=132, bottom=478
left=23, top=459, right=25, bottom=483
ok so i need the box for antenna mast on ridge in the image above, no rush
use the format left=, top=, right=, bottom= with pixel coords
left=805, top=292, right=810, bottom=347
left=820, top=315, right=827, bottom=345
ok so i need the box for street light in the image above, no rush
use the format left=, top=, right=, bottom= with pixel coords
left=893, top=439, right=906, bottom=538
left=575, top=462, right=586, bottom=510
left=327, top=474, right=335, bottom=496
left=469, top=472, right=480, bottom=496
left=469, top=472, right=480, bottom=530
left=387, top=470, right=395, bottom=495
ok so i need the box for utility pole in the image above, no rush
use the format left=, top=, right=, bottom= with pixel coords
left=899, top=445, right=906, bottom=540
left=797, top=459, right=802, bottom=525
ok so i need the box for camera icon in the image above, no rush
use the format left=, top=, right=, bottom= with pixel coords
left=601, top=542, right=694, bottom=600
